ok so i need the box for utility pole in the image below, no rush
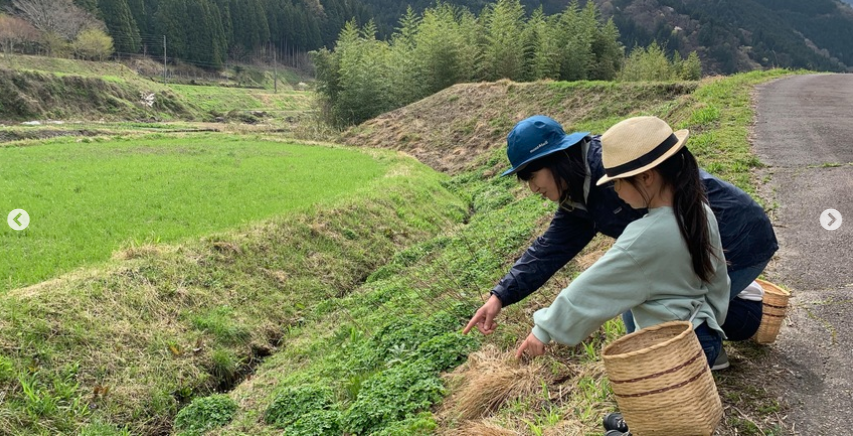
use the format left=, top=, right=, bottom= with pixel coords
left=163, top=35, right=167, bottom=86
left=273, top=41, right=278, bottom=94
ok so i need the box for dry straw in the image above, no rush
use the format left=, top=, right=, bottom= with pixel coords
left=602, top=321, right=721, bottom=435
left=445, top=346, right=545, bottom=421
left=444, top=421, right=522, bottom=436
left=753, top=279, right=791, bottom=344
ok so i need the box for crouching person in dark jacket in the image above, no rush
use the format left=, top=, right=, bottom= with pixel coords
left=462, top=115, right=778, bottom=371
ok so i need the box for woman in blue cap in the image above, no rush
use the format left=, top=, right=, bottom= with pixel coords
left=463, top=115, right=778, bottom=371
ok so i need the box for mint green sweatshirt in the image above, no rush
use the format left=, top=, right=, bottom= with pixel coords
left=531, top=205, right=730, bottom=346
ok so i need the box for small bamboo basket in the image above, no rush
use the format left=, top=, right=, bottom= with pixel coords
left=753, top=279, right=791, bottom=344
left=602, top=321, right=722, bottom=436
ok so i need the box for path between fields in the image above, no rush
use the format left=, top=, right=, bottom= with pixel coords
left=752, top=73, right=853, bottom=435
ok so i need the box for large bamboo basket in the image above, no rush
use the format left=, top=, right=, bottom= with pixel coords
left=602, top=321, right=721, bottom=436
left=753, top=279, right=791, bottom=344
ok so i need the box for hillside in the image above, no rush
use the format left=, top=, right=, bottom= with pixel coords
left=356, top=0, right=853, bottom=74
left=220, top=70, right=798, bottom=436
left=343, top=80, right=697, bottom=174
left=0, top=0, right=371, bottom=69
left=0, top=68, right=196, bottom=122
left=0, top=55, right=313, bottom=123
left=595, top=0, right=853, bottom=74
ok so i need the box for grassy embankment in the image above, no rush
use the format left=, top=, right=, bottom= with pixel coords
left=199, top=70, right=797, bottom=436
left=0, top=55, right=313, bottom=128
left=0, top=70, right=799, bottom=435
left=0, top=135, right=468, bottom=434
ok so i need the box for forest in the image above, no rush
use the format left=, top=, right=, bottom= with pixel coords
left=1, top=0, right=851, bottom=74
left=0, top=0, right=372, bottom=69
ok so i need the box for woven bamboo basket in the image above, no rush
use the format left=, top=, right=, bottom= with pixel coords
left=602, top=321, right=722, bottom=436
left=753, top=279, right=791, bottom=344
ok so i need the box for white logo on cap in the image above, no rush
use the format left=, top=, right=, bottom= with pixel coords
left=530, top=140, right=549, bottom=153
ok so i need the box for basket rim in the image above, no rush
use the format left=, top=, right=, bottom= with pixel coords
left=755, top=278, right=791, bottom=297
left=602, top=320, right=693, bottom=360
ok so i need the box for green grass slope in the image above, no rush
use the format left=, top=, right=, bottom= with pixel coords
left=0, top=70, right=802, bottom=436
left=0, top=144, right=466, bottom=435
left=205, top=70, right=801, bottom=436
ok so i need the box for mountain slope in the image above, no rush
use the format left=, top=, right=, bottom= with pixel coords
left=596, top=0, right=853, bottom=73
left=357, top=0, right=853, bottom=74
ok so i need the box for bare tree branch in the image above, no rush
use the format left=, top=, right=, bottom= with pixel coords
left=8, top=0, right=99, bottom=40
left=0, top=14, right=41, bottom=53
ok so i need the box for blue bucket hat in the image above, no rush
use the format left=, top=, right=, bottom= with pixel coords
left=501, top=115, right=589, bottom=177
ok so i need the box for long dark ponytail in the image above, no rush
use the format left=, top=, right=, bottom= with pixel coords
left=661, top=148, right=716, bottom=282
left=626, top=147, right=717, bottom=282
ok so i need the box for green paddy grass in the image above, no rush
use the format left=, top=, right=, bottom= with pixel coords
left=0, top=134, right=386, bottom=292
left=170, top=84, right=313, bottom=113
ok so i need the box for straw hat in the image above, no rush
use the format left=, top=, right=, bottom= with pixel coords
left=596, top=116, right=689, bottom=186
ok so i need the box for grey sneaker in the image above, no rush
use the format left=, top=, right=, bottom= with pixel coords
left=604, top=431, right=632, bottom=436
left=711, top=348, right=730, bottom=371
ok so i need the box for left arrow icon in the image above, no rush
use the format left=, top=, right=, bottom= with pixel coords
left=7, top=209, right=30, bottom=231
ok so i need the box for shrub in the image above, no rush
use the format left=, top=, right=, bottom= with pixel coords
left=416, top=332, right=479, bottom=372
left=340, top=361, right=444, bottom=435
left=173, top=394, right=237, bottom=435
left=264, top=385, right=337, bottom=428
left=371, top=412, right=437, bottom=435
left=367, top=312, right=459, bottom=362
left=72, top=28, right=114, bottom=61
left=619, top=42, right=703, bottom=82
left=285, top=410, right=342, bottom=436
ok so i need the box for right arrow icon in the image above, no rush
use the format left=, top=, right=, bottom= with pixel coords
left=820, top=209, right=843, bottom=231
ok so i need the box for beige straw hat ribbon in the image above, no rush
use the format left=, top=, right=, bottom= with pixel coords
left=596, top=116, right=690, bottom=186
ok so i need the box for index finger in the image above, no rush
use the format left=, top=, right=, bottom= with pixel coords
left=462, top=313, right=481, bottom=335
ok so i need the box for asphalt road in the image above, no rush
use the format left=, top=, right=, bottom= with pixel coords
left=752, top=74, right=853, bottom=434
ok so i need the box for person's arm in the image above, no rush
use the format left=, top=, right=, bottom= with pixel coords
left=491, top=207, right=596, bottom=307
left=530, top=245, right=650, bottom=346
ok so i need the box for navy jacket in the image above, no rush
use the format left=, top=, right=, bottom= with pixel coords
left=492, top=135, right=778, bottom=306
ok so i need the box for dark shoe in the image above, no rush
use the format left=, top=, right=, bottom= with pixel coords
left=603, top=412, right=629, bottom=432
left=711, top=348, right=730, bottom=371
left=604, top=431, right=631, bottom=436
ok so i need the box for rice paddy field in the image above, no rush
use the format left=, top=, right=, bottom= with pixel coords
left=169, top=85, right=313, bottom=113
left=0, top=134, right=387, bottom=292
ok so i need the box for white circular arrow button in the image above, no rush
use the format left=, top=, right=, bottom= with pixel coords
left=7, top=209, right=30, bottom=231
left=820, top=209, right=842, bottom=231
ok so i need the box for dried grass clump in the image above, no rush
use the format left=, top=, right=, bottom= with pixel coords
left=443, top=419, right=521, bottom=436
left=444, top=345, right=546, bottom=421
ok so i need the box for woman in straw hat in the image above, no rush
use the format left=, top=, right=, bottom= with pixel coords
left=463, top=115, right=777, bottom=371
left=512, top=115, right=729, bottom=367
